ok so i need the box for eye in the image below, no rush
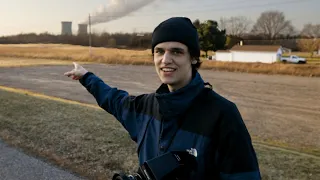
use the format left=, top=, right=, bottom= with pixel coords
left=172, top=49, right=184, bottom=55
left=155, top=49, right=164, bottom=54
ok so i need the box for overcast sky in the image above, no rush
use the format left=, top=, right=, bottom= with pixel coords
left=1, top=0, right=319, bottom=36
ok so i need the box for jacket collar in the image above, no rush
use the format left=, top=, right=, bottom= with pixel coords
left=155, top=70, right=205, bottom=119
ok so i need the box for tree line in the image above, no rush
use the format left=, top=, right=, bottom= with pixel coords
left=1, top=10, right=319, bottom=55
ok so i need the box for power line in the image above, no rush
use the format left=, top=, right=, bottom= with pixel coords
left=174, top=0, right=255, bottom=9
left=89, top=0, right=314, bottom=18
left=90, top=0, right=267, bottom=17
left=180, top=0, right=313, bottom=15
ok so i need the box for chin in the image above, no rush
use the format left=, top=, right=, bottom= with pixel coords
left=160, top=78, right=176, bottom=85
left=161, top=80, right=173, bottom=85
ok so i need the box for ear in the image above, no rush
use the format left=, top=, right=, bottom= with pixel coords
left=191, top=59, right=197, bottom=64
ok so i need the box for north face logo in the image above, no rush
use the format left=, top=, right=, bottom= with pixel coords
left=186, top=148, right=197, bottom=157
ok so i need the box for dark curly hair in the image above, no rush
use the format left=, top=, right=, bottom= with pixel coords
left=190, top=53, right=202, bottom=71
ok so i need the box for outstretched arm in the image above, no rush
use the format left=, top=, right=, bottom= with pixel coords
left=64, top=62, right=145, bottom=142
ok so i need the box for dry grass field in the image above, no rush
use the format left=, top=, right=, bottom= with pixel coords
left=0, top=44, right=319, bottom=77
left=0, top=57, right=94, bottom=67
left=283, top=52, right=320, bottom=59
left=0, top=88, right=319, bottom=180
left=0, top=44, right=151, bottom=64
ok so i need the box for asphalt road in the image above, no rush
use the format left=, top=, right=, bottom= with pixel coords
left=0, top=63, right=319, bottom=149
left=0, top=140, right=84, bottom=180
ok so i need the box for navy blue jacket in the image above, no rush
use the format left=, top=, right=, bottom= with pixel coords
left=79, top=70, right=261, bottom=179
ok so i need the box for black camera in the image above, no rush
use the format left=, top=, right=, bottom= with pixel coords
left=112, top=150, right=198, bottom=180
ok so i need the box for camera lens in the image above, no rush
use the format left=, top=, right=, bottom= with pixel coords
left=112, top=173, right=140, bottom=180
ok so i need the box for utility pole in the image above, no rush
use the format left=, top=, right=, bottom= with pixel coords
left=89, top=13, right=92, bottom=57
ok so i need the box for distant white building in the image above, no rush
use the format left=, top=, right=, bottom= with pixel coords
left=215, top=45, right=290, bottom=64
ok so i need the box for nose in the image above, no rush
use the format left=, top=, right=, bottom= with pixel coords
left=162, top=51, right=172, bottom=64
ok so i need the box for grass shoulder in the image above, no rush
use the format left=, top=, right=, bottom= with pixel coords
left=0, top=88, right=319, bottom=179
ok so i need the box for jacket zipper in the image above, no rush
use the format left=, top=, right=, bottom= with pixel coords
left=158, top=117, right=164, bottom=156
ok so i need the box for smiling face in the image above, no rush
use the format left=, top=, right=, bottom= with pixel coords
left=153, top=41, right=195, bottom=92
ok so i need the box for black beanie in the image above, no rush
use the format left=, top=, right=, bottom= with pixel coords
left=151, top=17, right=200, bottom=57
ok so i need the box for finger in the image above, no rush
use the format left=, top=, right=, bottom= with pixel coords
left=64, top=70, right=75, bottom=77
left=64, top=71, right=72, bottom=76
left=73, top=76, right=81, bottom=80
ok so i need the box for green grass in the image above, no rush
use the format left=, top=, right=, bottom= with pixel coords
left=0, top=89, right=319, bottom=180
left=255, top=145, right=320, bottom=180
left=0, top=89, right=138, bottom=180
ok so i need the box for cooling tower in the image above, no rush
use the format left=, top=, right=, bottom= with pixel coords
left=78, top=24, right=88, bottom=35
left=61, top=21, right=72, bottom=35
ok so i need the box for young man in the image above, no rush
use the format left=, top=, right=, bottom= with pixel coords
left=64, top=17, right=261, bottom=179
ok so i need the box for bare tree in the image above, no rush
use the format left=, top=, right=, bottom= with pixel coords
left=300, top=23, right=320, bottom=38
left=219, top=17, right=228, bottom=31
left=220, top=16, right=252, bottom=37
left=251, top=10, right=295, bottom=39
left=297, top=39, right=320, bottom=57
left=298, top=23, right=320, bottom=57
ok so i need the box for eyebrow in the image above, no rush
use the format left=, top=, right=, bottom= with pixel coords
left=171, top=48, right=185, bottom=52
left=155, top=47, right=185, bottom=52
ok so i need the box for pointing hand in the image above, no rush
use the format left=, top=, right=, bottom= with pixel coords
left=64, top=62, right=88, bottom=80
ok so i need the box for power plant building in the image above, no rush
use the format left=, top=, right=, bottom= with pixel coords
left=61, top=21, right=72, bottom=35
left=78, top=24, right=88, bottom=35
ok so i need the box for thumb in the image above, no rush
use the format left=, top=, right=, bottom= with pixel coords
left=73, top=62, right=79, bottom=69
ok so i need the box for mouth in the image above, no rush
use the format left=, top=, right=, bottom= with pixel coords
left=160, top=67, right=176, bottom=72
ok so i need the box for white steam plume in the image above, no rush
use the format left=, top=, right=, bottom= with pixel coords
left=83, top=0, right=156, bottom=25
